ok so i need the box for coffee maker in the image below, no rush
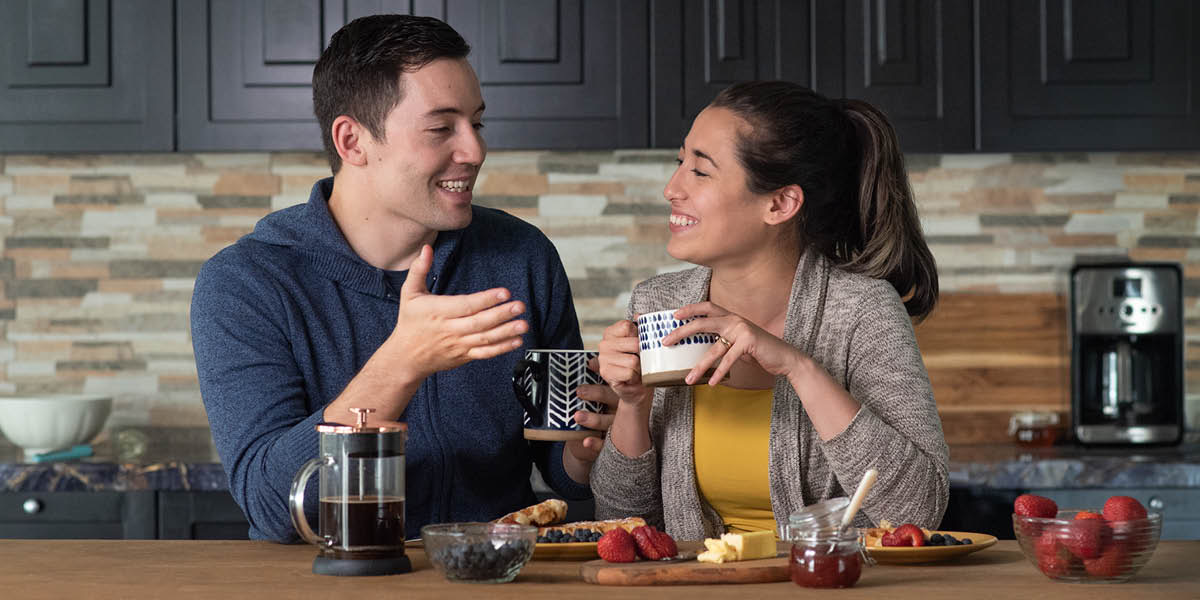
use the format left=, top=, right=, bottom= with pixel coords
left=1070, top=262, right=1184, bottom=445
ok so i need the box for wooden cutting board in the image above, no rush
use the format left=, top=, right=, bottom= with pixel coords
left=579, top=541, right=791, bottom=586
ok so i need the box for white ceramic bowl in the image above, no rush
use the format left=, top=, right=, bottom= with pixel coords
left=0, top=395, right=112, bottom=459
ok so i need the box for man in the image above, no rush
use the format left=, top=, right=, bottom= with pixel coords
left=191, top=15, right=608, bottom=542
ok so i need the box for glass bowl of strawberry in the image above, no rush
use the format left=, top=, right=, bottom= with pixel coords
left=1012, top=494, right=1162, bottom=583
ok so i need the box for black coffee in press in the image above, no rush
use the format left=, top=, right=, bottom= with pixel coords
left=319, top=496, right=405, bottom=557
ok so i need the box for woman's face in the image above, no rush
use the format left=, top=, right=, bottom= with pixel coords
left=664, top=106, right=773, bottom=267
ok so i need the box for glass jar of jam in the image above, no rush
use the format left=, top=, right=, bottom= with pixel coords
left=785, top=498, right=872, bottom=589
left=789, top=529, right=863, bottom=588
left=1008, top=410, right=1065, bottom=447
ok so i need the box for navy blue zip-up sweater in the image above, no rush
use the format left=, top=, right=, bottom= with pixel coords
left=190, top=178, right=591, bottom=542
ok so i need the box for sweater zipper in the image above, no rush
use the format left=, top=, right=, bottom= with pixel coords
left=422, top=271, right=453, bottom=525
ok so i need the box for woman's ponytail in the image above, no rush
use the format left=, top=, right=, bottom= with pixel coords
left=839, top=99, right=938, bottom=321
left=709, top=82, right=938, bottom=320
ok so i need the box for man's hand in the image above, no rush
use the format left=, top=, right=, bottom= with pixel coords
left=386, top=244, right=529, bottom=382
left=323, top=244, right=529, bottom=425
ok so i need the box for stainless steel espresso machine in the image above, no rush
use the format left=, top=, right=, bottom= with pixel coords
left=1070, top=262, right=1184, bottom=445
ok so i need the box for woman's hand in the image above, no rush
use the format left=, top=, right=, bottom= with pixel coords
left=561, top=383, right=618, bottom=483
left=663, top=302, right=805, bottom=386
left=596, top=320, right=653, bottom=407
left=594, top=319, right=654, bottom=458
left=563, top=383, right=618, bottom=462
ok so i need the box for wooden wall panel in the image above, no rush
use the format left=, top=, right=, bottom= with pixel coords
left=915, top=293, right=1070, bottom=443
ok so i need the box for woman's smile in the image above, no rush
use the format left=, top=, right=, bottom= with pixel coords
left=668, top=212, right=699, bottom=233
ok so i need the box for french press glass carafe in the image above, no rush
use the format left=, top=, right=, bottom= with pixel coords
left=289, top=407, right=411, bottom=576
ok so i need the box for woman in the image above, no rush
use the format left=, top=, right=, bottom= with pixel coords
left=588, top=81, right=948, bottom=539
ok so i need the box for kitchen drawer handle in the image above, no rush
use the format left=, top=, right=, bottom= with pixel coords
left=22, top=498, right=42, bottom=514
left=1148, top=497, right=1164, bottom=512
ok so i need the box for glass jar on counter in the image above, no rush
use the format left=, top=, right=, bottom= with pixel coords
left=785, top=498, right=872, bottom=589
left=1008, top=410, right=1065, bottom=447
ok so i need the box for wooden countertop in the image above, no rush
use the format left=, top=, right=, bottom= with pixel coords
left=0, top=540, right=1194, bottom=599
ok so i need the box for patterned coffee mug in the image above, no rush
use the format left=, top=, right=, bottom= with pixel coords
left=637, top=309, right=720, bottom=387
left=512, top=349, right=606, bottom=441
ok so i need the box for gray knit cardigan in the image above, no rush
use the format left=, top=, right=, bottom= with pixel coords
left=589, top=248, right=950, bottom=540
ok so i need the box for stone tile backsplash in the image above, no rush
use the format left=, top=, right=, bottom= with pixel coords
left=1, top=151, right=1198, bottom=431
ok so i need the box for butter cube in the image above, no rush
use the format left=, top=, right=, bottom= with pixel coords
left=696, top=538, right=738, bottom=563
left=719, top=530, right=776, bottom=561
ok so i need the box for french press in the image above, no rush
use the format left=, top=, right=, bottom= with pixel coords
left=289, top=407, right=411, bottom=576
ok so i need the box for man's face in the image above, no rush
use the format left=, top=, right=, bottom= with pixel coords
left=362, top=57, right=486, bottom=232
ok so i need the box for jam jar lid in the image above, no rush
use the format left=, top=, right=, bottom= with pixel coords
left=1007, top=410, right=1060, bottom=435
left=787, top=497, right=851, bottom=531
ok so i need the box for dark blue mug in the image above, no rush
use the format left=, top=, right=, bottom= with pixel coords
left=512, top=349, right=605, bottom=441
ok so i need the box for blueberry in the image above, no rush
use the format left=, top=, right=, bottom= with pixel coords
left=962, top=538, right=972, bottom=545
left=930, top=533, right=944, bottom=544
left=537, top=535, right=548, bottom=543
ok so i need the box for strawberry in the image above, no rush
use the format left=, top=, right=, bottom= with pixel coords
left=1102, top=496, right=1147, bottom=522
left=1075, top=511, right=1104, bottom=520
left=1059, top=518, right=1107, bottom=559
left=892, top=523, right=926, bottom=547
left=597, top=528, right=638, bottom=563
left=1014, top=494, right=1058, bottom=518
left=880, top=531, right=901, bottom=547
left=1084, top=544, right=1132, bottom=578
left=651, top=528, right=678, bottom=558
left=1110, top=520, right=1150, bottom=554
left=630, top=525, right=678, bottom=560
left=1035, top=531, right=1075, bottom=578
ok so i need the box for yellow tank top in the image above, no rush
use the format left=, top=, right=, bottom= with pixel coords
left=692, top=384, right=776, bottom=534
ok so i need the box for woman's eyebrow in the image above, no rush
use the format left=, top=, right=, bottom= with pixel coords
left=692, top=148, right=719, bottom=169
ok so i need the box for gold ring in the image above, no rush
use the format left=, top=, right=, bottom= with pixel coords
left=717, top=336, right=732, bottom=349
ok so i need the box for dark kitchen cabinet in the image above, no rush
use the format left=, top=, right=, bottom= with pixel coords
left=158, top=491, right=250, bottom=540
left=0, top=490, right=249, bottom=540
left=5, top=0, right=1199, bottom=152
left=0, top=491, right=156, bottom=539
left=177, top=0, right=648, bottom=151
left=977, top=0, right=1200, bottom=151
left=840, top=0, right=973, bottom=152
left=649, top=0, right=819, bottom=148
left=449, top=0, right=648, bottom=149
left=177, top=0, right=437, bottom=151
left=649, top=0, right=973, bottom=153
left=0, top=0, right=173, bottom=152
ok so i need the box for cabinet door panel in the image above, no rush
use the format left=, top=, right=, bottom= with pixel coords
left=158, top=491, right=250, bottom=540
left=177, top=0, right=431, bottom=151
left=843, top=0, right=973, bottom=152
left=0, top=492, right=155, bottom=540
left=449, top=0, right=648, bottom=149
left=979, top=0, right=1200, bottom=150
left=0, top=0, right=172, bottom=151
left=651, top=0, right=813, bottom=147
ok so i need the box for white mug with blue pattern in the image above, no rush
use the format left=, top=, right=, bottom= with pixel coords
left=636, top=309, right=720, bottom=387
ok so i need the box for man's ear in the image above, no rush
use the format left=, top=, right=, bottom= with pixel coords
left=764, top=184, right=804, bottom=225
left=331, top=115, right=370, bottom=168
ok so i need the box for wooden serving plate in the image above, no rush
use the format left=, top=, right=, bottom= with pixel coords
left=866, top=531, right=997, bottom=564
left=579, top=541, right=790, bottom=586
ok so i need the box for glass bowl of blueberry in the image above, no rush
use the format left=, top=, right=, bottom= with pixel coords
left=421, top=522, right=537, bottom=584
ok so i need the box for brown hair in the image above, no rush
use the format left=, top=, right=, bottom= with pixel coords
left=709, top=82, right=938, bottom=320
left=312, top=15, right=470, bottom=174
